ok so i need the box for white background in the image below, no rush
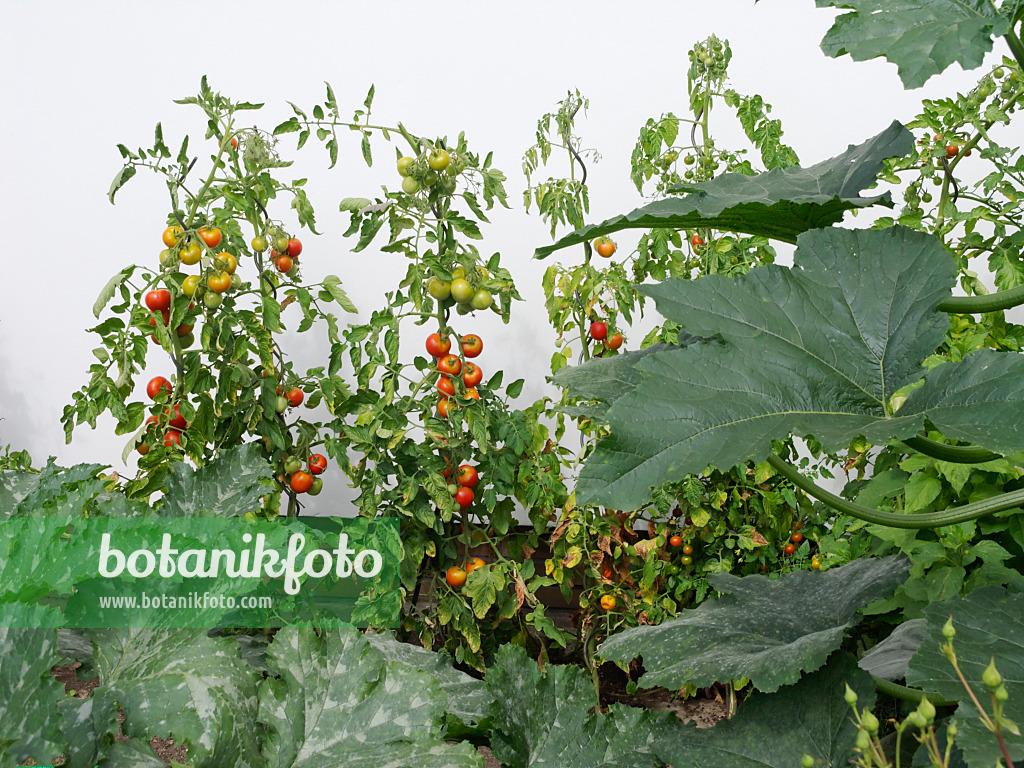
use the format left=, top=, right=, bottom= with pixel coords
left=0, top=1, right=1008, bottom=507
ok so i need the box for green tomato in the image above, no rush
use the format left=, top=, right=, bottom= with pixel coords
left=397, top=156, right=415, bottom=177
left=283, top=455, right=302, bottom=474
left=456, top=302, right=472, bottom=315
left=159, top=249, right=178, bottom=268
left=401, top=176, right=420, bottom=195
left=230, top=274, right=242, bottom=291
left=251, top=236, right=268, bottom=252
left=307, top=477, right=323, bottom=496
left=178, top=332, right=195, bottom=349
left=275, top=396, right=289, bottom=414
left=450, top=278, right=475, bottom=303
left=428, top=149, right=451, bottom=171
left=203, top=291, right=223, bottom=309
left=427, top=279, right=451, bottom=300
left=470, top=289, right=493, bottom=310
left=423, top=170, right=439, bottom=187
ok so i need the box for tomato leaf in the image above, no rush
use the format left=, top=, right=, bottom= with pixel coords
left=107, top=163, right=136, bottom=203
left=535, top=121, right=911, bottom=258
left=815, top=0, right=1016, bottom=89
left=321, top=275, right=358, bottom=313
left=559, top=225, right=1024, bottom=510
left=259, top=629, right=483, bottom=767
left=907, top=587, right=1024, bottom=766
left=92, top=266, right=133, bottom=318
left=598, top=555, right=910, bottom=692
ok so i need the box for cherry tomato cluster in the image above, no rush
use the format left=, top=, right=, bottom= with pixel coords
left=427, top=266, right=493, bottom=314
left=666, top=531, right=696, bottom=567
left=426, top=332, right=485, bottom=418
left=137, top=376, right=186, bottom=453
left=589, top=320, right=624, bottom=354
left=445, top=556, right=486, bottom=589
left=280, top=451, right=328, bottom=496
left=396, top=145, right=463, bottom=199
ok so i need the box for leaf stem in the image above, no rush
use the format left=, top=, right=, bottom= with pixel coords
left=766, top=454, right=1024, bottom=529
left=872, top=675, right=956, bottom=706
left=936, top=284, right=1024, bottom=313
left=900, top=436, right=1001, bottom=464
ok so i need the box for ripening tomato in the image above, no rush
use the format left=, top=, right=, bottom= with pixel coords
left=454, top=486, right=474, bottom=507
left=669, top=535, right=683, bottom=547
left=946, top=145, right=959, bottom=157
left=446, top=566, right=467, bottom=587
left=215, top=252, right=238, bottom=275
left=682, top=544, right=694, bottom=555
left=164, top=429, right=182, bottom=447
left=182, top=275, right=202, bottom=297
left=462, top=363, right=483, bottom=388
left=208, top=272, right=232, bottom=293
left=465, top=556, right=485, bottom=573
left=600, top=595, right=617, bottom=611
left=146, top=376, right=172, bottom=399
left=464, top=387, right=480, bottom=401
left=290, top=470, right=314, bottom=493
left=137, top=441, right=151, bottom=456
left=425, top=332, right=452, bottom=358
left=784, top=543, right=797, bottom=555
left=176, top=322, right=194, bottom=337
left=309, top=453, right=328, bottom=475
left=285, top=387, right=304, bottom=407
left=180, top=242, right=202, bottom=265
left=436, top=376, right=456, bottom=397
left=198, top=227, right=222, bottom=248
left=691, top=234, right=705, bottom=247
left=457, top=464, right=479, bottom=488
left=594, top=237, right=616, bottom=258
left=437, top=355, right=463, bottom=376
left=162, top=226, right=184, bottom=247
left=791, top=532, right=804, bottom=544
left=440, top=457, right=453, bottom=478
left=590, top=321, right=608, bottom=341
left=145, top=289, right=171, bottom=312
left=275, top=254, right=294, bottom=274
left=251, top=236, right=268, bottom=253
left=461, top=334, right=483, bottom=358
left=437, top=398, right=455, bottom=418
left=606, top=333, right=624, bottom=350
left=286, top=238, right=303, bottom=257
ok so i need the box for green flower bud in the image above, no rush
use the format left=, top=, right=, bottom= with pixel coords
left=862, top=711, right=880, bottom=734
left=906, top=711, right=927, bottom=730
left=942, top=617, right=956, bottom=639
left=983, top=659, right=1002, bottom=689
left=856, top=730, right=871, bottom=752
left=995, top=685, right=1009, bottom=702
left=918, top=697, right=936, bottom=725
left=844, top=684, right=859, bottom=706
left=947, top=721, right=957, bottom=738
left=802, top=755, right=815, bottom=768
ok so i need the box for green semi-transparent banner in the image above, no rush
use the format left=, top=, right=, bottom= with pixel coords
left=0, top=516, right=401, bottom=629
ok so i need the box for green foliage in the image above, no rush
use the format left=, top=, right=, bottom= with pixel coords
left=814, top=0, right=1020, bottom=88
left=598, top=555, right=910, bottom=693
left=0, top=629, right=66, bottom=765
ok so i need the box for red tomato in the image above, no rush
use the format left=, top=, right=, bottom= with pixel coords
left=457, top=464, right=479, bottom=488
left=669, top=535, right=683, bottom=547
left=198, top=227, right=222, bottom=248
left=146, top=376, right=172, bottom=399
left=462, top=363, right=483, bottom=388
left=145, top=289, right=171, bottom=312
left=446, top=566, right=467, bottom=587
left=594, top=237, right=616, bottom=258
left=437, top=376, right=456, bottom=397
left=275, top=254, right=294, bottom=274
left=163, top=429, right=182, bottom=447
left=440, top=457, right=453, bottom=478
left=437, top=398, right=455, bottom=418
left=464, top=387, right=480, bottom=401
left=606, top=333, right=624, bottom=350
left=290, top=470, right=314, bottom=493
left=285, top=387, right=304, bottom=407
left=286, top=238, right=303, bottom=257
left=437, top=355, right=463, bottom=376
left=454, top=486, right=474, bottom=507
left=165, top=404, right=187, bottom=430
left=309, top=453, right=328, bottom=475
left=784, top=543, right=797, bottom=555
left=460, top=334, right=483, bottom=358
left=590, top=321, right=608, bottom=341
left=426, top=333, right=452, bottom=358
left=465, top=556, right=485, bottom=573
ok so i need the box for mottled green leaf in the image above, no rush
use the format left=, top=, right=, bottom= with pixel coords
left=259, top=629, right=482, bottom=767
left=0, top=629, right=65, bottom=765
left=487, top=644, right=674, bottom=768
left=599, top=556, right=909, bottom=692
left=159, top=443, right=271, bottom=516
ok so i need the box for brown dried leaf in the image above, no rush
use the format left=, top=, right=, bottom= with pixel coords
left=549, top=519, right=570, bottom=547
left=597, top=535, right=612, bottom=555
